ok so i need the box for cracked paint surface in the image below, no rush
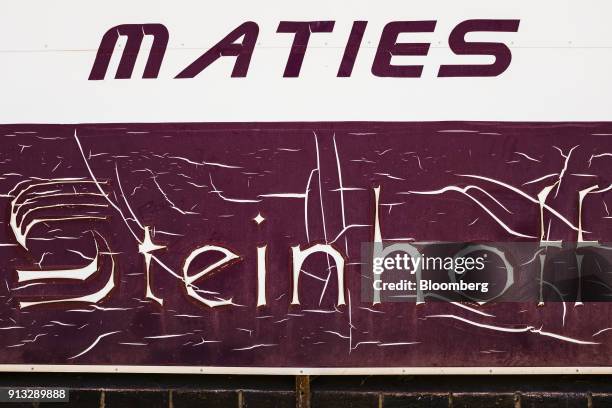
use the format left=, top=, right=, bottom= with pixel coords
left=0, top=122, right=611, bottom=367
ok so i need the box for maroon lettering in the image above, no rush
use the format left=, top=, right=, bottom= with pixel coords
left=176, top=22, right=259, bottom=78
left=337, top=21, right=368, bottom=77
left=277, top=21, right=335, bottom=77
left=438, top=19, right=520, bottom=77
left=89, top=24, right=169, bottom=80
left=371, top=21, right=436, bottom=78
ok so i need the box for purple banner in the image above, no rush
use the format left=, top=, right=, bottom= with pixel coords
left=0, top=122, right=611, bottom=371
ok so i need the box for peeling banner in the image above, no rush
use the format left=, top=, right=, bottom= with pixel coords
left=2, top=1, right=612, bottom=374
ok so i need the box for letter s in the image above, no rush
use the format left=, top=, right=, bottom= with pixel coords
left=438, top=19, right=520, bottom=77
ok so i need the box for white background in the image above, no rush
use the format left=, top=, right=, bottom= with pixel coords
left=1, top=0, right=611, bottom=123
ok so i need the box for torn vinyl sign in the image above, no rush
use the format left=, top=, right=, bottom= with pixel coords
left=0, top=122, right=611, bottom=373
left=2, top=0, right=612, bottom=374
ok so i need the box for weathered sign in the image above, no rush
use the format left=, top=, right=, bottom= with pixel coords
left=1, top=0, right=612, bottom=373
left=0, top=123, right=611, bottom=373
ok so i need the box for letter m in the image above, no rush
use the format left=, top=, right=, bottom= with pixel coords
left=89, top=24, right=169, bottom=80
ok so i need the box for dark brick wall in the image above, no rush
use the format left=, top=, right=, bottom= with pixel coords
left=0, top=374, right=612, bottom=407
